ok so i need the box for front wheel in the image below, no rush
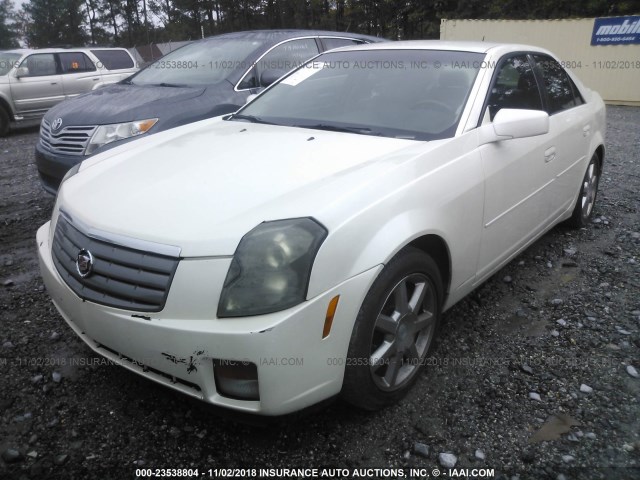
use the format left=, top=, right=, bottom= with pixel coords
left=567, top=153, right=600, bottom=228
left=341, top=247, right=443, bottom=410
left=0, top=106, right=9, bottom=137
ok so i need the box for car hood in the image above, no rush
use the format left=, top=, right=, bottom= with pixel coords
left=44, top=83, right=208, bottom=126
left=58, top=118, right=443, bottom=257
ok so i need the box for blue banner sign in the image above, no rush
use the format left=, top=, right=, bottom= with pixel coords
left=591, top=16, right=640, bottom=45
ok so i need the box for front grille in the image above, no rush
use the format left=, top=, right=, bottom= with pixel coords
left=40, top=120, right=97, bottom=156
left=52, top=215, right=180, bottom=312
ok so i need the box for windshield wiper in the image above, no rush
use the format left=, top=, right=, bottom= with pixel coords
left=228, top=113, right=276, bottom=125
left=293, top=123, right=380, bottom=136
left=154, top=82, right=186, bottom=87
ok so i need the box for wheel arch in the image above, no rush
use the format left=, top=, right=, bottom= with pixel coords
left=0, top=96, right=14, bottom=121
left=407, top=234, right=451, bottom=307
left=594, top=144, right=604, bottom=169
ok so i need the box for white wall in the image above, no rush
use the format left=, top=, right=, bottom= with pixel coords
left=441, top=18, right=640, bottom=105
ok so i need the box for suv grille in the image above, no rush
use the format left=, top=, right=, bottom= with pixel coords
left=52, top=215, right=180, bottom=312
left=40, top=120, right=96, bottom=156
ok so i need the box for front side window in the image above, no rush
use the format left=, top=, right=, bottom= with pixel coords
left=0, top=53, right=21, bottom=76
left=321, top=37, right=365, bottom=50
left=238, top=38, right=320, bottom=90
left=59, top=52, right=97, bottom=73
left=20, top=54, right=57, bottom=77
left=532, top=54, right=578, bottom=114
left=235, top=49, right=484, bottom=141
left=486, top=55, right=543, bottom=120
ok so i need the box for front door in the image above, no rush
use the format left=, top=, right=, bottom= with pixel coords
left=10, top=53, right=64, bottom=117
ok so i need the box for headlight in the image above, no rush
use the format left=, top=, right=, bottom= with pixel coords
left=218, top=218, right=327, bottom=317
left=85, top=118, right=158, bottom=155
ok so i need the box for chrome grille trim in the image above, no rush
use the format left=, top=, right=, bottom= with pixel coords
left=52, top=215, right=180, bottom=312
left=40, top=120, right=97, bottom=156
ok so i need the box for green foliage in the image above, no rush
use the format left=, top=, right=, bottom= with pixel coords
left=24, top=0, right=87, bottom=47
left=8, top=0, right=640, bottom=48
left=0, top=0, right=19, bottom=48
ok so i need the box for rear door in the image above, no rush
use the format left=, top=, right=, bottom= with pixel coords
left=10, top=53, right=64, bottom=116
left=531, top=54, right=592, bottom=218
left=58, top=51, right=101, bottom=99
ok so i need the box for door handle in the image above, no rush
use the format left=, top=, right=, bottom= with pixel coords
left=92, top=78, right=99, bottom=81
left=583, top=125, right=591, bottom=137
left=50, top=82, right=57, bottom=85
left=544, top=147, right=556, bottom=163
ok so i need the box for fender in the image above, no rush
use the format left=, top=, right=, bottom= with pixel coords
left=308, top=131, right=485, bottom=306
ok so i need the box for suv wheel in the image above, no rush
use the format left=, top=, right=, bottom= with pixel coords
left=0, top=106, right=9, bottom=137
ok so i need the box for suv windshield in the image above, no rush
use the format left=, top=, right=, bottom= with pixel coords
left=131, top=39, right=263, bottom=87
left=235, top=49, right=484, bottom=141
left=0, top=53, right=21, bottom=76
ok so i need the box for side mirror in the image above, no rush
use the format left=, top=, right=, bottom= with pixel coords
left=245, top=93, right=258, bottom=104
left=479, top=108, right=549, bottom=145
left=15, top=66, right=29, bottom=78
left=259, top=69, right=286, bottom=88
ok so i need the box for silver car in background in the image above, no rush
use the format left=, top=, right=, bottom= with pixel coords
left=0, top=47, right=138, bottom=136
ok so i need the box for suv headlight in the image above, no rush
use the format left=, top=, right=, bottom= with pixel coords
left=86, top=118, right=158, bottom=155
left=218, top=218, right=327, bottom=317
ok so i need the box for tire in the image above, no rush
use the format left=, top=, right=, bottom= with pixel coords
left=341, top=247, right=443, bottom=411
left=567, top=153, right=600, bottom=229
left=0, top=106, right=9, bottom=137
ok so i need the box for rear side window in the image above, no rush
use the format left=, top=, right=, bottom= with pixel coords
left=321, top=38, right=365, bottom=50
left=486, top=55, right=543, bottom=120
left=532, top=54, right=579, bottom=114
left=90, top=49, right=135, bottom=70
left=59, top=52, right=96, bottom=73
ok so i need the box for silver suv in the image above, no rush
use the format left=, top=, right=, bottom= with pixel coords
left=0, top=47, right=138, bottom=136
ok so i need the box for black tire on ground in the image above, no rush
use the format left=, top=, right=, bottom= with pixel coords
left=0, top=106, right=9, bottom=137
left=567, top=153, right=601, bottom=229
left=341, top=247, right=443, bottom=411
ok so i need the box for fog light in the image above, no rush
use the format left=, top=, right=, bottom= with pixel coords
left=213, top=360, right=259, bottom=401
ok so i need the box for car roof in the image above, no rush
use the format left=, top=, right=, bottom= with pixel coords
left=1, top=47, right=129, bottom=55
left=326, top=40, right=551, bottom=55
left=204, top=29, right=383, bottom=44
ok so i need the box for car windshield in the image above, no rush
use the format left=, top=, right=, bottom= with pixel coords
left=131, top=38, right=263, bottom=86
left=235, top=49, right=485, bottom=140
left=0, top=53, right=22, bottom=76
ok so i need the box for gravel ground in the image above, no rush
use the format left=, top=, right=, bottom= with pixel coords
left=1, top=107, right=639, bottom=480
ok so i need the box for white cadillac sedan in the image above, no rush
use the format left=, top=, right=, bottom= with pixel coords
left=37, top=41, right=605, bottom=415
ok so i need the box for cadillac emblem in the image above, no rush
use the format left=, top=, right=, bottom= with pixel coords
left=76, top=249, right=94, bottom=278
left=51, top=117, right=63, bottom=131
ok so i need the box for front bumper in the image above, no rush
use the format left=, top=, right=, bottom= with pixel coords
left=35, top=142, right=82, bottom=195
left=37, top=221, right=380, bottom=415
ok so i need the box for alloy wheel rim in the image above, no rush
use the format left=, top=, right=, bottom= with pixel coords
left=369, top=273, right=436, bottom=391
left=581, top=162, right=598, bottom=218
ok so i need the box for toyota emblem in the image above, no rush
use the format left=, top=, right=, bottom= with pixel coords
left=51, top=117, right=63, bottom=131
left=76, top=249, right=94, bottom=278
